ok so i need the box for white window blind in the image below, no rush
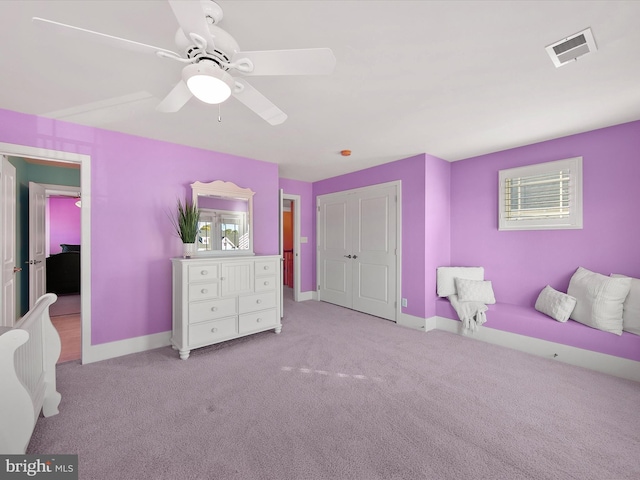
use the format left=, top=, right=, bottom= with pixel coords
left=499, top=157, right=582, bottom=231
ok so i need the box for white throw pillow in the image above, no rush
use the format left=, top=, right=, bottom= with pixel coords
left=436, top=267, right=484, bottom=297
left=567, top=267, right=631, bottom=335
left=611, top=274, right=640, bottom=336
left=534, top=285, right=577, bottom=322
left=454, top=277, right=496, bottom=304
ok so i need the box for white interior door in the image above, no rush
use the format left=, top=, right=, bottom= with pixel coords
left=318, top=183, right=398, bottom=321
left=279, top=188, right=284, bottom=317
left=28, top=182, right=47, bottom=308
left=351, top=184, right=397, bottom=320
left=1, top=155, right=17, bottom=327
left=318, top=192, right=352, bottom=309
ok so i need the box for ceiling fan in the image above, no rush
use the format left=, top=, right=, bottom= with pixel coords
left=32, top=0, right=336, bottom=125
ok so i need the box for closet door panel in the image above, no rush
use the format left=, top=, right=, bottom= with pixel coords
left=318, top=194, right=352, bottom=308
left=352, top=184, right=397, bottom=320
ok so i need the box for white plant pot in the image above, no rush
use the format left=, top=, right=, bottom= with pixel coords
left=183, top=242, right=197, bottom=258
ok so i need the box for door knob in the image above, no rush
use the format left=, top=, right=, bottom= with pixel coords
left=353, top=255, right=358, bottom=259
left=26, top=260, right=42, bottom=265
left=344, top=255, right=352, bottom=258
left=13, top=267, right=22, bottom=273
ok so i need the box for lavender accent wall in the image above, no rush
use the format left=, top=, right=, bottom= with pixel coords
left=48, top=197, right=81, bottom=254
left=279, top=178, right=315, bottom=293
left=450, top=120, right=640, bottom=307
left=0, top=108, right=280, bottom=345
left=312, top=154, right=451, bottom=319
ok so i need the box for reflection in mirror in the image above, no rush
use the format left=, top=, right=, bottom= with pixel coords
left=191, top=181, right=255, bottom=256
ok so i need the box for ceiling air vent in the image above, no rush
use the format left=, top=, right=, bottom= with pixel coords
left=545, top=28, right=597, bottom=68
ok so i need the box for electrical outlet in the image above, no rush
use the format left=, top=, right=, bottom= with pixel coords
left=401, top=298, right=408, bottom=307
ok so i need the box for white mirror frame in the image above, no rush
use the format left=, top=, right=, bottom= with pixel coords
left=191, top=180, right=255, bottom=256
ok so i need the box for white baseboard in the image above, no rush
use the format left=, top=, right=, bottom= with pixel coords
left=432, top=316, right=640, bottom=383
left=82, top=331, right=171, bottom=364
left=398, top=313, right=426, bottom=331
left=298, top=291, right=316, bottom=302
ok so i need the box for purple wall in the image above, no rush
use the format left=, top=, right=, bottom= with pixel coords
left=312, top=154, right=451, bottom=319
left=450, top=120, right=640, bottom=307
left=48, top=197, right=81, bottom=254
left=279, top=178, right=315, bottom=293
left=424, top=155, right=451, bottom=317
left=0, top=108, right=280, bottom=345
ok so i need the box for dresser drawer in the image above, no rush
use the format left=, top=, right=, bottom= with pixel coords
left=189, top=282, right=220, bottom=301
left=239, top=291, right=277, bottom=314
left=255, top=275, right=276, bottom=292
left=189, top=297, right=237, bottom=323
left=189, top=317, right=237, bottom=346
left=189, top=264, right=219, bottom=282
left=239, top=309, right=278, bottom=334
left=255, top=259, right=278, bottom=276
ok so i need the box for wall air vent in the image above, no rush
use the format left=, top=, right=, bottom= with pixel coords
left=545, top=28, right=597, bottom=68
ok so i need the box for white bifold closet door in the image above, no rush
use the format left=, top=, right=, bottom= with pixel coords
left=317, top=182, right=397, bottom=321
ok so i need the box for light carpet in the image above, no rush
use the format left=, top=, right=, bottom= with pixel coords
left=28, top=295, right=640, bottom=479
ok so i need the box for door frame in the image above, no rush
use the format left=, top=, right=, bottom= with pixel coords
left=316, top=180, right=402, bottom=322
left=1, top=155, right=17, bottom=327
left=0, top=142, right=91, bottom=363
left=281, top=193, right=301, bottom=302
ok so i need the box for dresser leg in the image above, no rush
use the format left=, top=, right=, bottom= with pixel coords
left=275, top=324, right=282, bottom=334
left=179, top=349, right=190, bottom=360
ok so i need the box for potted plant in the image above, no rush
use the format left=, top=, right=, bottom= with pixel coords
left=170, top=198, right=200, bottom=258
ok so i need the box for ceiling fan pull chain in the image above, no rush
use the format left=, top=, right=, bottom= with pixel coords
left=218, top=104, right=222, bottom=123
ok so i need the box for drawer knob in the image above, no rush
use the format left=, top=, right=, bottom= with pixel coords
left=256, top=299, right=262, bottom=304
left=211, top=327, right=217, bottom=333
left=220, top=276, right=226, bottom=280
left=263, top=266, right=269, bottom=270
left=201, top=289, right=208, bottom=294
left=256, top=318, right=262, bottom=323
left=201, top=270, right=208, bottom=275
left=211, top=307, right=218, bottom=312
left=263, top=281, right=269, bottom=286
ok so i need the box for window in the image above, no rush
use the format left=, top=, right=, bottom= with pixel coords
left=197, top=209, right=248, bottom=251
left=499, top=157, right=583, bottom=231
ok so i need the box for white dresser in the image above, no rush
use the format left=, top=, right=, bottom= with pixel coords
left=171, top=255, right=281, bottom=359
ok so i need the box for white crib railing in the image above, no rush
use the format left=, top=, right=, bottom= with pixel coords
left=0, top=293, right=62, bottom=454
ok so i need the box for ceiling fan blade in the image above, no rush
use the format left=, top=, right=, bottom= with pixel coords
left=167, top=0, right=216, bottom=49
left=231, top=48, right=336, bottom=76
left=232, top=79, right=287, bottom=125
left=32, top=17, right=180, bottom=57
left=156, top=80, right=192, bottom=113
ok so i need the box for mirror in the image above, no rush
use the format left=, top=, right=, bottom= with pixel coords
left=191, top=180, right=255, bottom=255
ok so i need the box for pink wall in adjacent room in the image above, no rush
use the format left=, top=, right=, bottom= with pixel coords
left=48, top=197, right=81, bottom=254
left=0, top=108, right=280, bottom=346
left=450, top=120, right=640, bottom=308
left=313, top=154, right=451, bottom=319
left=279, top=178, right=315, bottom=293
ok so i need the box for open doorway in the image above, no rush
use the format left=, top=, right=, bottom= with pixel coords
left=280, top=193, right=301, bottom=303
left=0, top=141, right=91, bottom=364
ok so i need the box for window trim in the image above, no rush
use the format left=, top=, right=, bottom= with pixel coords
left=498, top=157, right=583, bottom=231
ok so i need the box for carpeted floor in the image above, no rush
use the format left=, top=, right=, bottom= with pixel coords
left=28, top=293, right=640, bottom=480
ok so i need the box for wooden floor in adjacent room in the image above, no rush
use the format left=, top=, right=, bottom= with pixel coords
left=50, top=294, right=81, bottom=364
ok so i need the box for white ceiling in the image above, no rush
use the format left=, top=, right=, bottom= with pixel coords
left=1, top=1, right=639, bottom=182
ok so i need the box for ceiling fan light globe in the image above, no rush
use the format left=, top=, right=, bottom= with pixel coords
left=183, top=63, right=234, bottom=104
